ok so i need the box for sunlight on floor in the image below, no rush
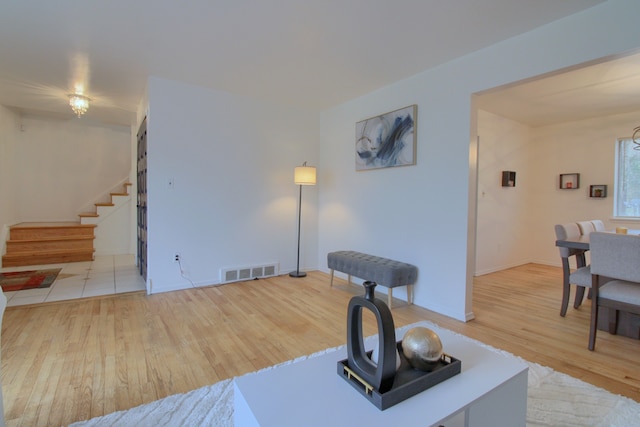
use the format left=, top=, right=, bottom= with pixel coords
left=1, top=254, right=146, bottom=307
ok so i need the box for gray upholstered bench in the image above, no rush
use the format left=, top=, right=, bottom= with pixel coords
left=327, top=251, right=417, bottom=308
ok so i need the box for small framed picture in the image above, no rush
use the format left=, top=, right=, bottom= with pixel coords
left=502, top=171, right=516, bottom=187
left=590, top=185, right=607, bottom=198
left=559, top=173, right=579, bottom=189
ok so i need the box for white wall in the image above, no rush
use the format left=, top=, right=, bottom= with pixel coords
left=317, top=0, right=640, bottom=321
left=13, top=116, right=131, bottom=221
left=0, top=106, right=21, bottom=251
left=144, top=77, right=319, bottom=294
left=475, top=110, right=532, bottom=275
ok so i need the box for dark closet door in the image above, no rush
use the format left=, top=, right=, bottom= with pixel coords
left=137, top=117, right=148, bottom=282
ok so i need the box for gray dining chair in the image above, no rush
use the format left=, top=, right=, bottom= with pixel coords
left=591, top=219, right=606, bottom=231
left=554, top=223, right=591, bottom=316
left=577, top=220, right=595, bottom=235
left=588, top=232, right=640, bottom=350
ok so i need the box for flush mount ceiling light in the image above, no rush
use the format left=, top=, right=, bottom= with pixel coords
left=68, top=93, right=90, bottom=117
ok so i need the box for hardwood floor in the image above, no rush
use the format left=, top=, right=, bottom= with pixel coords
left=1, top=263, right=638, bottom=426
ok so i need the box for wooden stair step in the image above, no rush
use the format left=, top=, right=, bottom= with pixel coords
left=7, top=237, right=95, bottom=253
left=3, top=248, right=95, bottom=257
left=2, top=248, right=95, bottom=268
left=10, top=222, right=92, bottom=228
left=9, top=223, right=96, bottom=240
left=7, top=235, right=95, bottom=243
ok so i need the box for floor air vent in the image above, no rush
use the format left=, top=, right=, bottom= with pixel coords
left=220, top=263, right=279, bottom=284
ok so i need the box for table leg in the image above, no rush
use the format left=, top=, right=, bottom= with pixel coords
left=560, top=258, right=571, bottom=317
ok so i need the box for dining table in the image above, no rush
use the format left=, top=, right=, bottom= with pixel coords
left=555, top=229, right=640, bottom=340
left=555, top=228, right=640, bottom=251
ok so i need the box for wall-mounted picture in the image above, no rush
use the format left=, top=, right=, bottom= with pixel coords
left=355, top=105, right=416, bottom=171
left=590, top=185, right=607, bottom=198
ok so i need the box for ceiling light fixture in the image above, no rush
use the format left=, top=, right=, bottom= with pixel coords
left=68, top=93, right=90, bottom=117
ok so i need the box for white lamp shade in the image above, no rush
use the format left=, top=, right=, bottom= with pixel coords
left=294, top=166, right=317, bottom=185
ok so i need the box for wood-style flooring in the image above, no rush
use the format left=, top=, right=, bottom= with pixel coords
left=1, top=263, right=638, bottom=426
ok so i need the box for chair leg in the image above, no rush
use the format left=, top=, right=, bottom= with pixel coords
left=588, top=275, right=599, bottom=351
left=560, top=258, right=571, bottom=317
left=330, top=269, right=335, bottom=287
left=347, top=274, right=351, bottom=285
left=574, top=286, right=586, bottom=308
left=407, top=285, right=413, bottom=305
left=388, top=288, right=393, bottom=309
left=608, top=308, right=619, bottom=335
left=588, top=302, right=598, bottom=350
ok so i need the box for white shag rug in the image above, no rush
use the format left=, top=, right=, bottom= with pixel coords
left=69, top=321, right=640, bottom=427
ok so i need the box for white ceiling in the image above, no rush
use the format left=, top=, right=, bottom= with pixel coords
left=476, top=51, right=640, bottom=127
left=0, top=0, right=618, bottom=127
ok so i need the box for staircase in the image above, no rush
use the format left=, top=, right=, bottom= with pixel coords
left=2, top=182, right=132, bottom=268
left=78, top=183, right=132, bottom=225
left=2, top=222, right=96, bottom=267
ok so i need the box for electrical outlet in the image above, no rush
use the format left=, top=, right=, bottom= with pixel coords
left=174, top=253, right=180, bottom=262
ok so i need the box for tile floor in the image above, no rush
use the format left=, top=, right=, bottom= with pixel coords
left=1, top=254, right=146, bottom=307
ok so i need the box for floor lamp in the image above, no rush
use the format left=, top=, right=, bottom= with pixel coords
left=290, top=162, right=316, bottom=278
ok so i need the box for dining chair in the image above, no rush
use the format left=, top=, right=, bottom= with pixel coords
left=588, top=232, right=640, bottom=350
left=577, top=220, right=595, bottom=235
left=591, top=219, right=606, bottom=231
left=554, top=223, right=591, bottom=316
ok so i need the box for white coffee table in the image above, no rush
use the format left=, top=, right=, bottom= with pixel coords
left=234, top=322, right=528, bottom=426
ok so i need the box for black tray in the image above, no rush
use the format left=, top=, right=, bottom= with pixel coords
left=337, top=341, right=461, bottom=410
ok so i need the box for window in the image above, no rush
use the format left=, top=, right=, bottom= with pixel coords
left=615, top=138, right=640, bottom=217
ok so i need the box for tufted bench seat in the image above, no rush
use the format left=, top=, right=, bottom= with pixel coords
left=327, top=251, right=417, bottom=308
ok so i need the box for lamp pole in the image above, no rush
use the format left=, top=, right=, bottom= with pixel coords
left=290, top=183, right=305, bottom=277
left=290, top=162, right=316, bottom=278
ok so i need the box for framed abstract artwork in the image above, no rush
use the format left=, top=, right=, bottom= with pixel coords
left=355, top=105, right=417, bottom=171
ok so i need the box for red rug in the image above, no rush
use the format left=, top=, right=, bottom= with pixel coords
left=0, top=268, right=61, bottom=292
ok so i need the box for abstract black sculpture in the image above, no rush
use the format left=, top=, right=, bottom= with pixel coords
left=345, top=281, right=397, bottom=393
left=338, top=281, right=462, bottom=410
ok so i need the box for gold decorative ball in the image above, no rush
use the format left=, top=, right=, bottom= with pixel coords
left=401, top=327, right=443, bottom=371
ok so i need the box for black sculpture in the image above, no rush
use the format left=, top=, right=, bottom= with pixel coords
left=337, top=280, right=462, bottom=410
left=346, top=281, right=396, bottom=393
